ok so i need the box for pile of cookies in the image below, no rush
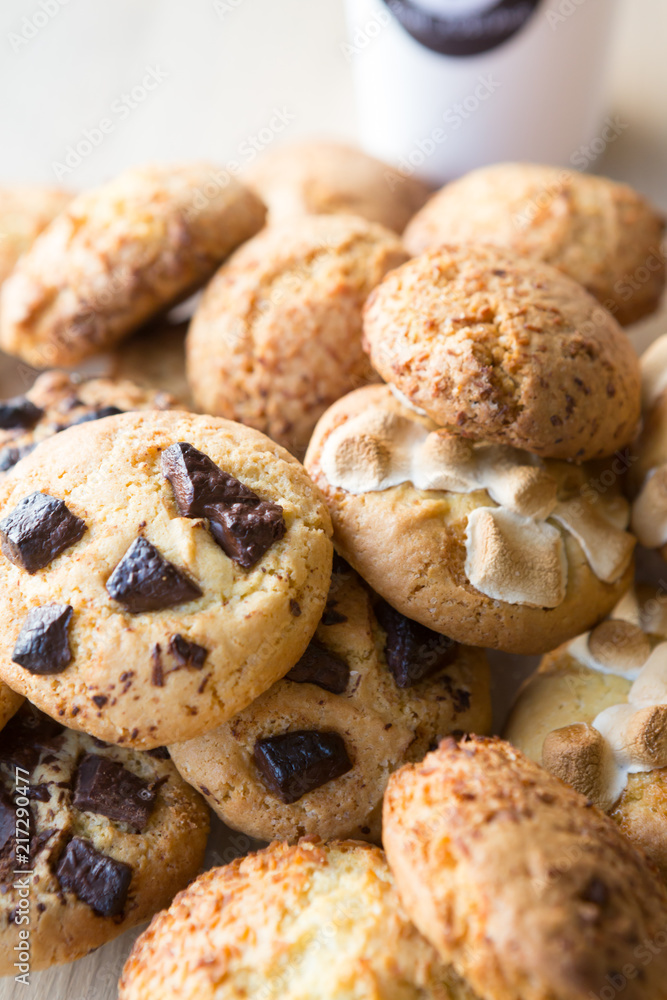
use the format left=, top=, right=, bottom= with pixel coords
left=0, top=144, right=666, bottom=999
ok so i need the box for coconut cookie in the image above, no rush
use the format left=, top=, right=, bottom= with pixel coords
left=505, top=617, right=667, bottom=879
left=186, top=214, right=407, bottom=457
left=305, top=385, right=635, bottom=654
left=0, top=410, right=332, bottom=748
left=363, top=245, right=641, bottom=461
left=244, top=140, right=431, bottom=233
left=169, top=559, right=491, bottom=843
left=0, top=371, right=178, bottom=478
left=0, top=702, right=209, bottom=972
left=629, top=335, right=667, bottom=556
left=0, top=163, right=266, bottom=368
left=119, top=838, right=460, bottom=1000
left=383, top=736, right=667, bottom=1000
left=403, top=163, right=666, bottom=326
left=0, top=185, right=72, bottom=286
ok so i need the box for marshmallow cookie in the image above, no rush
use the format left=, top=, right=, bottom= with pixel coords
left=186, top=214, right=407, bottom=457
left=119, top=839, right=458, bottom=1000
left=505, top=616, right=667, bottom=879
left=363, top=245, right=641, bottom=461
left=0, top=185, right=72, bottom=286
left=169, top=558, right=491, bottom=843
left=245, top=140, right=431, bottom=233
left=305, top=385, right=635, bottom=654
left=0, top=410, right=332, bottom=748
left=0, top=370, right=178, bottom=478
left=403, top=163, right=665, bottom=325
left=0, top=163, right=266, bottom=367
left=629, top=335, right=667, bottom=555
left=0, top=703, right=209, bottom=972
left=383, top=737, right=667, bottom=1000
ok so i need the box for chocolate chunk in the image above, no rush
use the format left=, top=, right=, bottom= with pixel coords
left=68, top=405, right=124, bottom=426
left=0, top=443, right=36, bottom=473
left=146, top=746, right=170, bottom=760
left=321, top=600, right=347, bottom=626
left=0, top=396, right=43, bottom=431
left=151, top=644, right=164, bottom=687
left=0, top=705, right=64, bottom=771
left=289, top=599, right=301, bottom=617
left=73, top=754, right=157, bottom=831
left=55, top=837, right=132, bottom=917
left=375, top=600, right=457, bottom=688
left=168, top=634, right=207, bottom=669
left=12, top=604, right=73, bottom=675
left=0, top=492, right=86, bottom=573
left=286, top=642, right=350, bottom=694
left=92, top=695, right=108, bottom=709
left=161, top=442, right=286, bottom=568
left=253, top=730, right=352, bottom=804
left=0, top=786, right=15, bottom=853
left=106, top=537, right=202, bottom=613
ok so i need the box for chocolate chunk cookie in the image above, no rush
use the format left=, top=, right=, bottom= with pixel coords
left=119, top=839, right=458, bottom=1000
left=363, top=244, right=641, bottom=461
left=169, top=561, right=491, bottom=841
left=0, top=371, right=178, bottom=479
left=0, top=703, right=209, bottom=973
left=0, top=163, right=266, bottom=367
left=0, top=410, right=332, bottom=748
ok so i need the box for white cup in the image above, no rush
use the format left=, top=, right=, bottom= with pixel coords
left=344, top=0, right=619, bottom=185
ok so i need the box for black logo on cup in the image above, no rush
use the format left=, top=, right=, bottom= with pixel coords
left=382, top=0, right=543, bottom=57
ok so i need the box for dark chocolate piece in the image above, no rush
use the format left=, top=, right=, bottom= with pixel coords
left=146, top=746, right=170, bottom=760
left=68, top=405, right=124, bottom=427
left=12, top=604, right=73, bottom=675
left=73, top=754, right=157, bottom=831
left=375, top=600, right=457, bottom=688
left=320, top=600, right=347, bottom=626
left=168, top=634, right=208, bottom=669
left=253, top=730, right=352, bottom=804
left=55, top=837, right=132, bottom=917
left=106, top=537, right=202, bottom=613
left=0, top=396, right=43, bottom=431
left=0, top=786, right=15, bottom=853
left=0, top=492, right=86, bottom=573
left=0, top=443, right=36, bottom=473
left=0, top=705, right=64, bottom=771
left=161, top=442, right=286, bottom=568
left=286, top=642, right=350, bottom=694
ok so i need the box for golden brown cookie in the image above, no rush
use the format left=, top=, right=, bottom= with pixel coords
left=119, top=838, right=460, bottom=1000
left=0, top=683, right=22, bottom=731
left=363, top=245, right=641, bottom=461
left=0, top=410, right=332, bottom=748
left=0, top=370, right=178, bottom=478
left=629, top=335, right=667, bottom=555
left=0, top=163, right=266, bottom=368
left=0, top=185, right=72, bottom=286
left=505, top=616, right=667, bottom=880
left=403, top=163, right=666, bottom=325
left=245, top=140, right=431, bottom=233
left=383, top=736, right=667, bottom=1000
left=169, top=559, right=491, bottom=843
left=186, top=213, right=407, bottom=457
left=0, top=703, right=209, bottom=973
left=305, top=384, right=635, bottom=654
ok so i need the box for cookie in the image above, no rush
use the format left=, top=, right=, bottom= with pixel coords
left=186, top=214, right=407, bottom=457
left=0, top=163, right=266, bottom=368
left=169, top=559, right=491, bottom=842
left=629, top=335, right=667, bottom=554
left=403, top=163, right=666, bottom=326
left=0, top=683, right=22, bottom=731
left=304, top=384, right=635, bottom=654
left=0, top=370, right=178, bottom=479
left=0, top=702, right=209, bottom=972
left=119, top=838, right=459, bottom=1000
left=505, top=616, right=667, bottom=879
left=383, top=736, right=667, bottom=1000
left=0, top=409, right=333, bottom=748
left=109, top=317, right=191, bottom=406
left=244, top=140, right=431, bottom=233
left=0, top=185, right=72, bottom=286
left=363, top=245, right=641, bottom=461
